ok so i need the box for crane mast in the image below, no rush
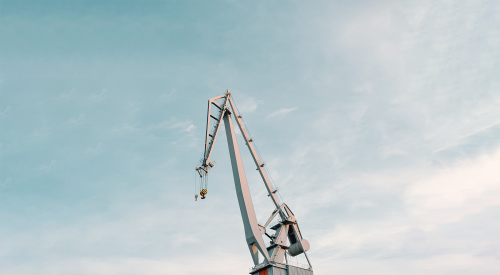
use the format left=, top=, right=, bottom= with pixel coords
left=195, top=91, right=313, bottom=275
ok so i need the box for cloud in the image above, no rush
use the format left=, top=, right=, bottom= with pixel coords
left=160, top=89, right=176, bottom=100
left=111, top=122, right=138, bottom=133
left=235, top=96, right=258, bottom=114
left=168, top=120, right=195, bottom=133
left=33, top=125, right=51, bottom=138
left=91, top=89, right=107, bottom=100
left=40, top=160, right=57, bottom=171
left=0, top=177, right=12, bottom=188
left=406, top=147, right=500, bottom=230
left=112, top=119, right=195, bottom=134
left=87, top=142, right=103, bottom=154
left=69, top=114, right=86, bottom=125
left=1, top=255, right=250, bottom=275
left=172, top=233, right=200, bottom=246
left=60, top=88, right=76, bottom=100
left=151, top=118, right=196, bottom=133
left=0, top=106, right=11, bottom=117
left=266, top=108, right=297, bottom=119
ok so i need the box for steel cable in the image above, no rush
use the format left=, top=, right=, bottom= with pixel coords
left=230, top=96, right=284, bottom=205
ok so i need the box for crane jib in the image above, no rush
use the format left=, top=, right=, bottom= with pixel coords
left=193, top=91, right=313, bottom=274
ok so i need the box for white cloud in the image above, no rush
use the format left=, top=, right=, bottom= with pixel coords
left=112, top=122, right=138, bottom=133
left=406, top=147, right=500, bottom=230
left=112, top=119, right=195, bottom=134
left=152, top=118, right=196, bottom=133
left=40, top=160, right=57, bottom=171
left=172, top=233, right=200, bottom=246
left=0, top=177, right=12, bottom=188
left=69, top=114, right=85, bottom=125
left=60, top=88, right=76, bottom=100
left=33, top=125, right=51, bottom=138
left=87, top=142, right=103, bottom=154
left=317, top=221, right=411, bottom=258
left=91, top=89, right=107, bottom=100
left=160, top=89, right=176, bottom=100
left=266, top=108, right=297, bottom=119
left=2, top=255, right=250, bottom=275
left=235, top=96, right=258, bottom=114
left=0, top=106, right=11, bottom=117
left=314, top=253, right=500, bottom=275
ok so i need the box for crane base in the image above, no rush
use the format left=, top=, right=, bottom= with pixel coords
left=250, top=263, right=313, bottom=275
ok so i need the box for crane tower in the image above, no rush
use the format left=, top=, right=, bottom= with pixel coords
left=195, top=91, right=313, bottom=275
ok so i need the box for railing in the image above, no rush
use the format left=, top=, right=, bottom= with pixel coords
left=268, top=219, right=283, bottom=230
left=286, top=260, right=310, bottom=269
left=248, top=261, right=310, bottom=272
left=249, top=262, right=267, bottom=272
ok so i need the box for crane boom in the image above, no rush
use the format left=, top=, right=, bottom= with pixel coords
left=195, top=91, right=313, bottom=275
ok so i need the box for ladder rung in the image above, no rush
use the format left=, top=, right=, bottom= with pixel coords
left=211, top=101, right=222, bottom=110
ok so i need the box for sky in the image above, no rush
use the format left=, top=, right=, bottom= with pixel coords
left=1, top=0, right=500, bottom=274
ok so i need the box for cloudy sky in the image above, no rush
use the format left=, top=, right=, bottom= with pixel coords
left=1, top=1, right=500, bottom=274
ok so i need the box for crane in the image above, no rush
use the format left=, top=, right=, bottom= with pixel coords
left=195, top=91, right=313, bottom=275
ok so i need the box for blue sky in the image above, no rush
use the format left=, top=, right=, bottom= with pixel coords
left=1, top=1, right=500, bottom=274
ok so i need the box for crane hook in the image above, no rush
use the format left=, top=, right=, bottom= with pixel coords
left=200, top=189, right=207, bottom=199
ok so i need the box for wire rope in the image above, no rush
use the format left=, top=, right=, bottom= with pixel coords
left=230, top=95, right=284, bottom=205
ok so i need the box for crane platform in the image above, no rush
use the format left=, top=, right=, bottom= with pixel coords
left=250, top=262, right=314, bottom=275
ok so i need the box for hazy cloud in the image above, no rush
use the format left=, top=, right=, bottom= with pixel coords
left=0, top=177, right=12, bottom=188
left=91, top=89, right=107, bottom=100
left=69, top=114, right=86, bottom=125
left=235, top=96, right=258, bottom=114
left=406, top=147, right=500, bottom=231
left=266, top=108, right=297, bottom=119
left=0, top=106, right=12, bottom=117
left=60, top=88, right=76, bottom=100
left=87, top=142, right=103, bottom=154
left=39, top=160, right=57, bottom=171
left=160, top=89, right=177, bottom=100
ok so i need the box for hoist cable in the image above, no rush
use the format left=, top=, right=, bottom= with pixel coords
left=231, top=96, right=284, bottom=205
